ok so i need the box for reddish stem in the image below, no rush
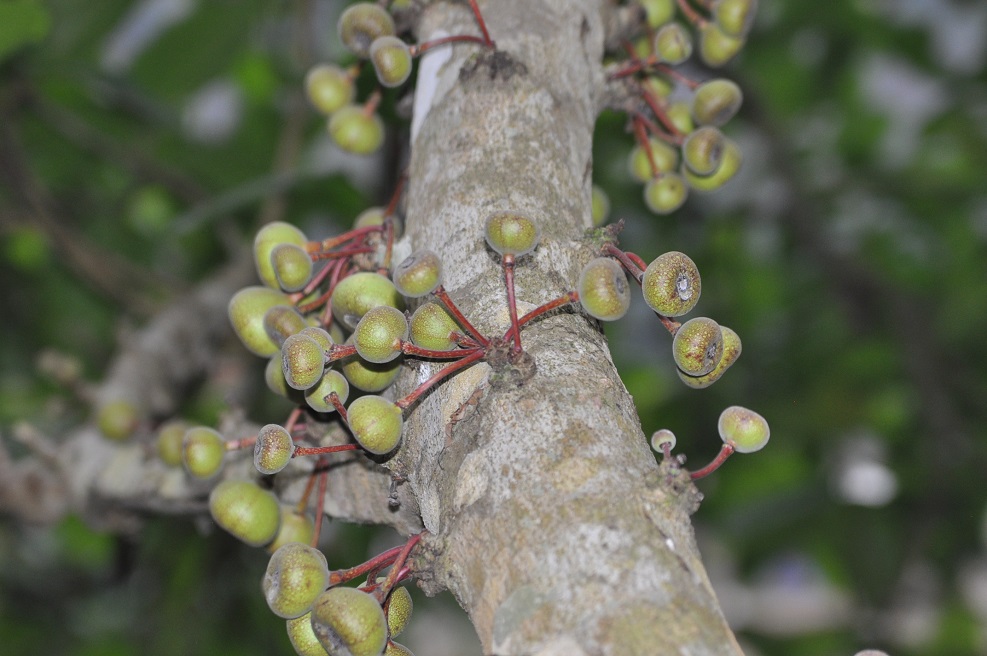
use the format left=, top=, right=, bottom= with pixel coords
left=413, top=34, right=489, bottom=56
left=310, top=246, right=375, bottom=261
left=433, top=285, right=488, bottom=346
left=326, top=343, right=359, bottom=364
left=328, top=544, right=406, bottom=587
left=632, top=116, right=661, bottom=180
left=603, top=243, right=645, bottom=283
left=362, top=90, right=382, bottom=117
left=326, top=391, right=348, bottom=422
left=642, top=88, right=685, bottom=142
left=399, top=342, right=478, bottom=360
left=689, top=443, right=735, bottom=479
left=676, top=0, right=708, bottom=28
left=375, top=532, right=424, bottom=602
left=284, top=406, right=303, bottom=434
left=396, top=349, right=486, bottom=410
left=502, top=254, right=522, bottom=353
left=466, top=0, right=495, bottom=47
left=309, top=225, right=381, bottom=254
left=293, top=443, right=361, bottom=457
left=224, top=436, right=256, bottom=451
left=312, top=457, right=329, bottom=547
left=504, top=290, right=579, bottom=342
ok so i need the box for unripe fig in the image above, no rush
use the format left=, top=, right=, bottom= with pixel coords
left=682, top=136, right=742, bottom=191
left=643, top=173, right=688, bottom=214
left=265, top=305, right=309, bottom=347
left=97, top=399, right=140, bottom=441
left=266, top=355, right=304, bottom=401
left=409, top=303, right=459, bottom=351
left=354, top=206, right=403, bottom=237
left=385, top=642, right=414, bottom=656
left=209, top=479, right=281, bottom=547
left=264, top=542, right=331, bottom=619
left=310, top=586, right=387, bottom=656
left=385, top=586, right=413, bottom=638
left=305, top=369, right=351, bottom=414
left=299, top=326, right=335, bottom=353
left=642, top=250, right=701, bottom=317
left=268, top=508, right=316, bottom=554
left=156, top=419, right=188, bottom=466
left=713, top=0, right=758, bottom=38
left=328, top=105, right=384, bottom=155
left=628, top=138, right=680, bottom=183
left=682, top=126, right=726, bottom=176
left=654, top=22, right=692, bottom=65
left=369, top=35, right=412, bottom=88
left=305, top=64, right=355, bottom=116
left=650, top=429, right=677, bottom=452
left=287, top=611, right=330, bottom=656
left=666, top=101, right=695, bottom=134
left=672, top=317, right=724, bottom=376
left=331, top=272, right=404, bottom=329
left=591, top=185, right=610, bottom=227
left=254, top=222, right=309, bottom=289
left=272, top=243, right=314, bottom=292
left=641, top=75, right=674, bottom=101
left=282, top=333, right=326, bottom=390
left=347, top=395, right=403, bottom=455
left=338, top=3, right=396, bottom=58
left=392, top=250, right=441, bottom=298
left=699, top=21, right=745, bottom=67
left=677, top=325, right=741, bottom=388
left=692, top=78, right=743, bottom=127
left=230, top=286, right=293, bottom=357
left=639, top=0, right=675, bottom=28
left=718, top=405, right=769, bottom=453
left=484, top=213, right=540, bottom=257
left=578, top=257, right=631, bottom=321
left=182, top=426, right=225, bottom=479
left=340, top=337, right=402, bottom=392
left=254, top=423, right=295, bottom=475
left=354, top=305, right=409, bottom=364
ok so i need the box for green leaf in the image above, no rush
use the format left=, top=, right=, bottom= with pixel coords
left=0, top=0, right=51, bottom=63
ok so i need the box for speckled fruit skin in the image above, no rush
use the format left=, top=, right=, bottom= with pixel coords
left=305, top=369, right=350, bottom=414
left=310, top=586, right=387, bottom=656
left=642, top=251, right=701, bottom=317
left=484, top=213, right=540, bottom=256
left=672, top=317, right=724, bottom=377
left=677, top=325, right=741, bottom=388
left=263, top=542, right=331, bottom=619
left=578, top=257, right=631, bottom=321
left=330, top=272, right=404, bottom=329
left=229, top=286, right=293, bottom=357
left=409, top=303, right=459, bottom=351
left=392, top=250, right=442, bottom=298
left=347, top=395, right=403, bottom=455
left=692, top=78, right=743, bottom=127
left=718, top=405, right=770, bottom=453
left=683, top=136, right=742, bottom=192
left=385, top=586, right=413, bottom=638
left=353, top=305, right=409, bottom=364
left=254, top=222, right=308, bottom=289
left=282, top=333, right=326, bottom=391
left=254, top=424, right=295, bottom=475
left=208, top=479, right=281, bottom=547
left=287, top=611, right=329, bottom=656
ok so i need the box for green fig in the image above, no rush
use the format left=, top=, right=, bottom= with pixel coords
left=209, top=479, right=281, bottom=547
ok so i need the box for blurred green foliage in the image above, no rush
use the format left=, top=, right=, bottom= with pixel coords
left=2, top=1, right=986, bottom=655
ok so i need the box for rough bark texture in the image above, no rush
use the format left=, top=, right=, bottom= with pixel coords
left=387, top=1, right=741, bottom=654
left=0, top=1, right=743, bottom=654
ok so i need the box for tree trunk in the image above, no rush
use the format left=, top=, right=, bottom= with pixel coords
left=390, top=1, right=742, bottom=653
